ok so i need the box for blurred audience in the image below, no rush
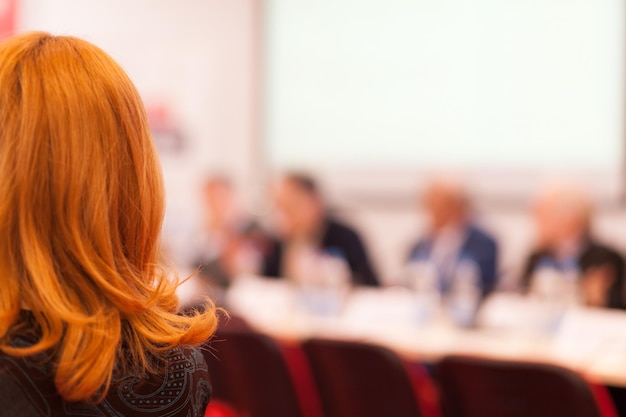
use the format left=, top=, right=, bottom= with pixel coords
left=521, top=184, right=625, bottom=309
left=184, top=173, right=626, bottom=313
left=407, top=178, right=498, bottom=297
left=262, top=173, right=380, bottom=286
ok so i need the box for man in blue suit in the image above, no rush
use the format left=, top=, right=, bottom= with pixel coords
left=407, top=179, right=498, bottom=297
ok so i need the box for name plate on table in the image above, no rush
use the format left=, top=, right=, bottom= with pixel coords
left=475, top=292, right=558, bottom=333
left=226, top=275, right=298, bottom=325
left=342, top=287, right=419, bottom=330
left=552, top=307, right=626, bottom=371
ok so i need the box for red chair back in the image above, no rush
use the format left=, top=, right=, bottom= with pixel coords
left=204, top=330, right=303, bottom=417
left=437, top=355, right=611, bottom=417
left=302, top=338, right=424, bottom=417
left=203, top=315, right=252, bottom=407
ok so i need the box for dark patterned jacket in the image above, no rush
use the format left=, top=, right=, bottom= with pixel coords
left=0, top=314, right=211, bottom=417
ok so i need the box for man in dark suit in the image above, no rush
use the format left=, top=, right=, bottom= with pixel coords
left=520, top=184, right=625, bottom=309
left=407, top=178, right=498, bottom=297
left=261, top=173, right=379, bottom=286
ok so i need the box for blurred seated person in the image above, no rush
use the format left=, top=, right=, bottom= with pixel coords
left=192, top=176, right=265, bottom=291
left=262, top=173, right=380, bottom=286
left=521, top=184, right=625, bottom=309
left=407, top=178, right=498, bottom=297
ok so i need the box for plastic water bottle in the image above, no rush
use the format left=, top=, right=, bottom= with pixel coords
left=318, top=249, right=351, bottom=315
left=294, top=245, right=325, bottom=314
left=560, top=256, right=581, bottom=307
left=406, top=259, right=440, bottom=325
left=446, top=257, right=481, bottom=328
left=529, top=258, right=569, bottom=333
left=299, top=247, right=350, bottom=316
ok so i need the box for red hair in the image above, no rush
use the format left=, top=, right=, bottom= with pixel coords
left=0, top=32, right=217, bottom=402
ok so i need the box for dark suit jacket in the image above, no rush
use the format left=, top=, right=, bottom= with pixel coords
left=408, top=225, right=498, bottom=297
left=262, top=218, right=380, bottom=286
left=521, top=240, right=625, bottom=309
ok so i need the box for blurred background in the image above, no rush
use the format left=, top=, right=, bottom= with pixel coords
left=5, top=0, right=625, bottom=289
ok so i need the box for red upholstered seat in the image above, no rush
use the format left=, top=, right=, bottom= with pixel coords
left=437, top=355, right=617, bottom=417
left=302, top=338, right=439, bottom=417
left=203, top=329, right=304, bottom=417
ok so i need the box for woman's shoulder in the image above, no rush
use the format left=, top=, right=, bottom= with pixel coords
left=103, top=345, right=211, bottom=416
left=0, top=344, right=212, bottom=417
left=0, top=347, right=58, bottom=417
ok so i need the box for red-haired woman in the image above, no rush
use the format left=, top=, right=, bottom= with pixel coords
left=0, top=32, right=218, bottom=416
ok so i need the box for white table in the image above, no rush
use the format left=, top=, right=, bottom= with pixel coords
left=223, top=276, right=626, bottom=388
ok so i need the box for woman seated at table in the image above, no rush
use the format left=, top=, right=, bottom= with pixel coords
left=0, top=33, right=218, bottom=416
left=262, top=173, right=380, bottom=286
left=521, top=183, right=625, bottom=309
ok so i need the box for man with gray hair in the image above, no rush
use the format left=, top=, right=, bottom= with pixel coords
left=521, top=183, right=625, bottom=309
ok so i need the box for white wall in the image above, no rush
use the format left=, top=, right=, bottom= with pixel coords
left=264, top=0, right=625, bottom=204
